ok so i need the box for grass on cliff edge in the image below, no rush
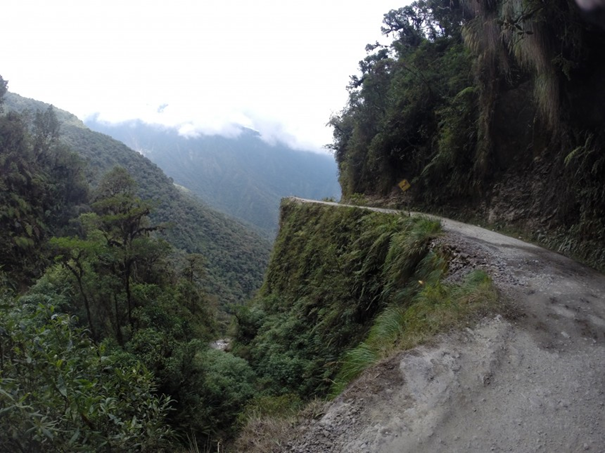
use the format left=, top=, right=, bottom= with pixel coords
left=232, top=202, right=499, bottom=452
left=232, top=268, right=498, bottom=453
left=331, top=267, right=498, bottom=396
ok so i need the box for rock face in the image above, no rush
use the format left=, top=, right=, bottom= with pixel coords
left=285, top=214, right=605, bottom=453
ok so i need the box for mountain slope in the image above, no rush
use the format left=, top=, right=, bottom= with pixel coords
left=85, top=119, right=341, bottom=235
left=4, top=92, right=271, bottom=307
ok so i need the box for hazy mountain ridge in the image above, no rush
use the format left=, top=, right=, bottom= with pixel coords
left=4, top=92, right=271, bottom=307
left=85, top=118, right=341, bottom=235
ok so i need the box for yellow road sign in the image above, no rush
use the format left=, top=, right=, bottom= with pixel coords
left=398, top=179, right=411, bottom=192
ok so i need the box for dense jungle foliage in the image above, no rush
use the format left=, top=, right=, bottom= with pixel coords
left=0, top=80, right=262, bottom=449
left=234, top=200, right=450, bottom=398
left=4, top=92, right=271, bottom=308
left=330, top=0, right=605, bottom=269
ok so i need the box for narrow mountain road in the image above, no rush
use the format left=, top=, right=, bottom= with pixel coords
left=285, top=197, right=605, bottom=453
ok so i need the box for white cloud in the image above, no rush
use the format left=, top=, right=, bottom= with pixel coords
left=1, top=0, right=409, bottom=152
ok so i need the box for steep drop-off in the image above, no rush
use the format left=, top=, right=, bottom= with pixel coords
left=233, top=199, right=605, bottom=453
left=232, top=199, right=500, bottom=451
left=278, top=202, right=605, bottom=453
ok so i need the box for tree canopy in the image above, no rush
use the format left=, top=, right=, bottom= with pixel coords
left=330, top=0, right=605, bottom=270
left=0, top=81, right=259, bottom=448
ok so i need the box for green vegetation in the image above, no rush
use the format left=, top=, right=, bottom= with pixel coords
left=4, top=92, right=271, bottom=308
left=0, top=301, right=173, bottom=452
left=48, top=166, right=216, bottom=344
left=0, top=80, right=261, bottom=449
left=330, top=0, right=605, bottom=270
left=332, top=269, right=498, bottom=395
left=0, top=103, right=88, bottom=287
left=234, top=199, right=470, bottom=399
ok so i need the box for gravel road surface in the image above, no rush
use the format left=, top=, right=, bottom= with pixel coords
left=284, top=198, right=605, bottom=453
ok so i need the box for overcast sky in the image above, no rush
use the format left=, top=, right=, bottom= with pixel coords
left=1, top=1, right=410, bottom=152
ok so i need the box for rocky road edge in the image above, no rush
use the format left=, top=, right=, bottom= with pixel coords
left=280, top=212, right=605, bottom=453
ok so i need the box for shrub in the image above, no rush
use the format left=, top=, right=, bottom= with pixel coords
left=0, top=300, right=174, bottom=452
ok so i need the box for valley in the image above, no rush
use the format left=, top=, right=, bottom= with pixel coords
left=3, top=92, right=271, bottom=308
left=85, top=118, right=341, bottom=237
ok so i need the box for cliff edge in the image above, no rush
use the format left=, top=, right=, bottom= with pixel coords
left=284, top=207, right=605, bottom=453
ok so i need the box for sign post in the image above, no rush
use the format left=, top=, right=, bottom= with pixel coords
left=398, top=179, right=411, bottom=192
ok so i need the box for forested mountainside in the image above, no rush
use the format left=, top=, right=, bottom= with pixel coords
left=4, top=1, right=605, bottom=451
left=4, top=92, right=271, bottom=306
left=330, top=0, right=605, bottom=270
left=85, top=118, right=341, bottom=236
left=0, top=80, right=269, bottom=449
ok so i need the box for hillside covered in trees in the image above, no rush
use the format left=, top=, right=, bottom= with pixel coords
left=0, top=79, right=271, bottom=450
left=4, top=92, right=271, bottom=307
left=85, top=118, right=341, bottom=236
left=3, top=0, right=605, bottom=451
left=330, top=0, right=605, bottom=270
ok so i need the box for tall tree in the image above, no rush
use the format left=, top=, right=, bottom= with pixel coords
left=52, top=166, right=215, bottom=345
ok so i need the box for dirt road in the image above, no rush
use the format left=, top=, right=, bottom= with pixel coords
left=285, top=198, right=605, bottom=453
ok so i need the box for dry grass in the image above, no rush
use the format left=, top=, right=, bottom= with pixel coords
left=232, top=415, right=295, bottom=453
left=232, top=398, right=325, bottom=453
